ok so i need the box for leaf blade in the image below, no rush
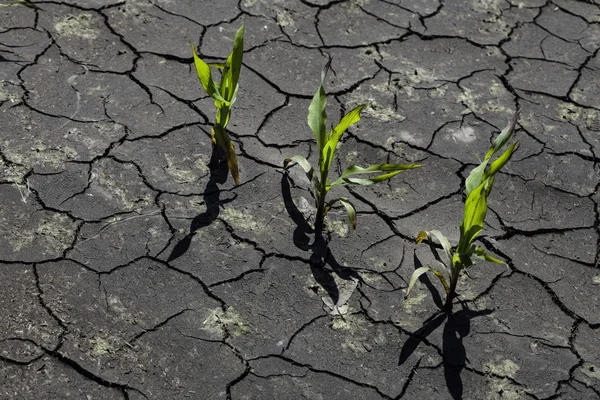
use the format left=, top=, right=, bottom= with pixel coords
left=191, top=44, right=229, bottom=105
left=459, top=177, right=493, bottom=251
left=473, top=245, right=505, bottom=265
left=339, top=198, right=357, bottom=231
left=328, top=163, right=422, bottom=188
left=307, top=63, right=330, bottom=151
left=220, top=23, right=245, bottom=105
left=485, top=110, right=520, bottom=160
left=406, top=266, right=449, bottom=299
left=284, top=155, right=321, bottom=203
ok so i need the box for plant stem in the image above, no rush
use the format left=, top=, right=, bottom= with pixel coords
left=445, top=263, right=460, bottom=312
left=311, top=191, right=327, bottom=267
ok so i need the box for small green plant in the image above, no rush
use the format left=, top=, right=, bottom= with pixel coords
left=284, top=60, right=422, bottom=236
left=191, top=23, right=244, bottom=185
left=406, top=111, right=520, bottom=312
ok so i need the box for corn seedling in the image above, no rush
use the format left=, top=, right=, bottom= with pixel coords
left=191, top=23, right=244, bottom=185
left=406, top=111, right=520, bottom=312
left=284, top=60, right=422, bottom=237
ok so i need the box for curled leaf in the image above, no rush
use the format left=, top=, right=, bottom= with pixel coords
left=485, top=110, right=520, bottom=161
left=322, top=104, right=366, bottom=173
left=406, top=266, right=450, bottom=299
left=324, top=197, right=357, bottom=231
left=328, top=163, right=422, bottom=189
left=191, top=44, right=228, bottom=105
left=459, top=177, right=493, bottom=252
left=472, top=245, right=505, bottom=265
left=284, top=155, right=321, bottom=203
left=308, top=62, right=330, bottom=151
left=220, top=23, right=244, bottom=105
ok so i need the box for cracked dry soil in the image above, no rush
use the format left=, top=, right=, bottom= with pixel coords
left=1, top=0, right=600, bottom=399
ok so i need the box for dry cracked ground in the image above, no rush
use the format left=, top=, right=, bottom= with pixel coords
left=1, top=0, right=600, bottom=399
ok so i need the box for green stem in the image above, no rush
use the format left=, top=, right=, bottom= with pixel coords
left=311, top=186, right=328, bottom=267
left=445, top=262, right=461, bottom=313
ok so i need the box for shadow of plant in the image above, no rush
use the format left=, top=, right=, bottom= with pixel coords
left=281, top=172, right=362, bottom=309
left=399, top=304, right=493, bottom=399
left=166, top=158, right=235, bottom=262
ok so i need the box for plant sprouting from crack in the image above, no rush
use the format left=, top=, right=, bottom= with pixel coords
left=284, top=59, right=422, bottom=238
left=191, top=23, right=244, bottom=184
left=406, top=111, right=520, bottom=312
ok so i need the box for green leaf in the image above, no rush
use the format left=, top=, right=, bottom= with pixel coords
left=308, top=63, right=330, bottom=151
left=466, top=110, right=519, bottom=195
left=324, top=197, right=357, bottom=231
left=191, top=44, right=229, bottom=105
left=220, top=23, right=245, bottom=105
left=419, top=230, right=453, bottom=267
left=472, top=245, right=505, bottom=265
left=339, top=198, right=357, bottom=231
left=485, top=110, right=520, bottom=161
left=459, top=177, right=494, bottom=252
left=406, top=266, right=449, bottom=299
left=284, top=155, right=321, bottom=203
left=207, top=63, right=226, bottom=69
left=322, top=104, right=366, bottom=173
left=453, top=251, right=473, bottom=270
left=484, top=142, right=518, bottom=179
left=465, top=159, right=489, bottom=196
left=328, top=163, right=422, bottom=189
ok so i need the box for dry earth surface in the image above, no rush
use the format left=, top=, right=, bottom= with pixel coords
left=1, top=0, right=600, bottom=399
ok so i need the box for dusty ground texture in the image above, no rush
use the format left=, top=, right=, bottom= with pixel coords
left=1, top=0, right=600, bottom=399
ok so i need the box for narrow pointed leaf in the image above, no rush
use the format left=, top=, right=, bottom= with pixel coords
left=406, top=267, right=449, bottom=299
left=324, top=197, right=357, bottom=230
left=308, top=63, right=329, bottom=150
left=473, top=246, right=505, bottom=265
left=339, top=198, right=357, bottom=231
left=283, top=155, right=321, bottom=202
left=459, top=178, right=493, bottom=251
left=465, top=159, right=489, bottom=196
left=484, top=142, right=518, bottom=179
left=485, top=110, right=519, bottom=160
left=417, top=230, right=451, bottom=271
left=406, top=266, right=432, bottom=299
left=430, top=269, right=450, bottom=295
left=328, top=163, right=422, bottom=188
left=191, top=44, right=229, bottom=105
left=322, top=104, right=366, bottom=173
left=424, top=230, right=453, bottom=266
left=207, top=63, right=226, bottom=69
left=220, top=23, right=244, bottom=104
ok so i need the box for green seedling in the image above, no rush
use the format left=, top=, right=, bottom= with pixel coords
left=191, top=23, right=244, bottom=185
left=284, top=60, right=422, bottom=236
left=406, top=111, right=520, bottom=312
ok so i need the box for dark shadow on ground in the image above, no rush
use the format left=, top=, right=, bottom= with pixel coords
left=281, top=171, right=313, bottom=251
left=281, top=172, right=362, bottom=306
left=399, top=304, right=492, bottom=400
left=413, top=250, right=445, bottom=309
left=166, top=159, right=234, bottom=262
